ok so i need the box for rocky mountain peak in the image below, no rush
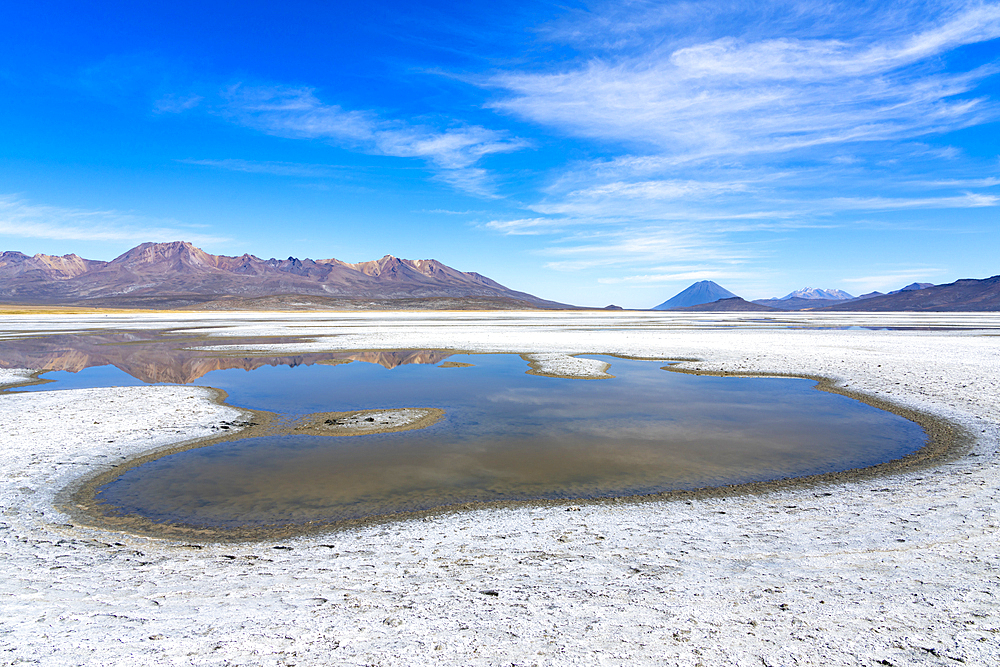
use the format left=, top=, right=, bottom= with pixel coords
left=0, top=250, right=102, bottom=279
left=110, top=241, right=217, bottom=272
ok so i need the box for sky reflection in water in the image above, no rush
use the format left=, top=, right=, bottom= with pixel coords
left=55, top=353, right=927, bottom=529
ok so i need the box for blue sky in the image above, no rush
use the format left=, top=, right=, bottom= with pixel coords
left=1, top=0, right=998, bottom=307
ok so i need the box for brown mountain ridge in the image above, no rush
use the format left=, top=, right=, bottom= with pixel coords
left=818, top=274, right=1000, bottom=312
left=0, top=241, right=573, bottom=309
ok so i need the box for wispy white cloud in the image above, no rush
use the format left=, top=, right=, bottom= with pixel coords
left=598, top=269, right=755, bottom=285
left=222, top=84, right=529, bottom=196
left=919, top=176, right=1000, bottom=188
left=179, top=158, right=350, bottom=178
left=840, top=267, right=948, bottom=293
left=574, top=179, right=752, bottom=200
left=484, top=217, right=567, bottom=235
left=433, top=168, right=504, bottom=199
left=529, top=173, right=783, bottom=222
left=539, top=226, right=751, bottom=271
left=0, top=195, right=229, bottom=245
left=491, top=3, right=1000, bottom=160
left=519, top=150, right=998, bottom=231
left=154, top=93, right=203, bottom=113
left=824, top=192, right=999, bottom=210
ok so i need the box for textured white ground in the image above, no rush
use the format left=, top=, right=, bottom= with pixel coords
left=524, top=353, right=614, bottom=379
left=1, top=311, right=999, bottom=666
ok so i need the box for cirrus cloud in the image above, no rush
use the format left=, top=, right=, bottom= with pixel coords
left=223, top=84, right=529, bottom=196
left=0, top=195, right=230, bottom=245
left=490, top=3, right=1000, bottom=160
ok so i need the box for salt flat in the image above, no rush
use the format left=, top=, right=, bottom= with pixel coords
left=0, top=311, right=998, bottom=666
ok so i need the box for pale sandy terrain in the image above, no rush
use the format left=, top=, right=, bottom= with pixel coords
left=1, top=311, right=998, bottom=666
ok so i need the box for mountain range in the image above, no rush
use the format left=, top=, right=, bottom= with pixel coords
left=0, top=241, right=570, bottom=309
left=654, top=277, right=1000, bottom=312
left=3, top=242, right=996, bottom=312
left=751, top=281, right=944, bottom=310
left=821, top=275, right=1000, bottom=311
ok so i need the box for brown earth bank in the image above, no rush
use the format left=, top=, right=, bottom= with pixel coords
left=292, top=408, right=445, bottom=436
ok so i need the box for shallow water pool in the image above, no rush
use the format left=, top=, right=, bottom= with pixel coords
left=50, top=351, right=927, bottom=531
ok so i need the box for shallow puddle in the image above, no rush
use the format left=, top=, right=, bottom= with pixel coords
left=11, top=343, right=927, bottom=532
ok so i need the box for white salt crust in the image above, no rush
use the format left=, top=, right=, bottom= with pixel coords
left=0, top=311, right=998, bottom=666
left=523, top=353, right=614, bottom=378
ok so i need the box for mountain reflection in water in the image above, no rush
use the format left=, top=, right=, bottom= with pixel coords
left=0, top=332, right=454, bottom=384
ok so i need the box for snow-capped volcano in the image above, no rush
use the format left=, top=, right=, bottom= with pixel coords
left=779, top=287, right=855, bottom=300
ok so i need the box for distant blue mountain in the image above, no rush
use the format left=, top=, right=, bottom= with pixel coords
left=652, top=280, right=739, bottom=310
left=889, top=282, right=934, bottom=294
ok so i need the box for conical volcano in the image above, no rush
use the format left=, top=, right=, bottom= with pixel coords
left=652, top=281, right=738, bottom=310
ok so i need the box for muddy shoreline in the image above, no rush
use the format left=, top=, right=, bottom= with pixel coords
left=292, top=407, right=445, bottom=436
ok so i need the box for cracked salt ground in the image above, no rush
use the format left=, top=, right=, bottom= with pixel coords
left=0, top=312, right=998, bottom=665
